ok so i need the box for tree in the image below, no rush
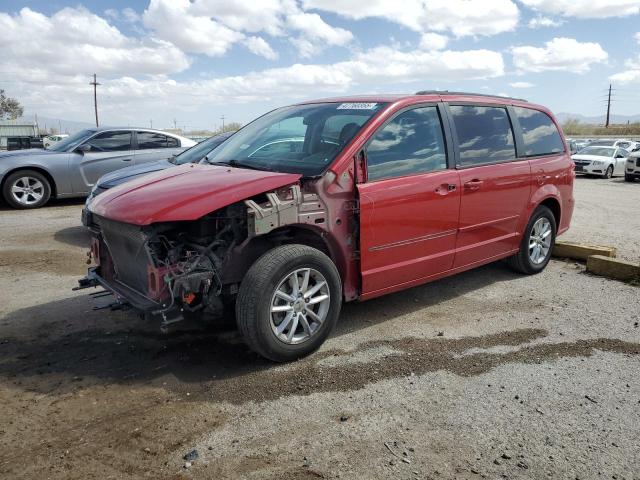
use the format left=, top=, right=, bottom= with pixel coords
left=0, top=90, right=24, bottom=120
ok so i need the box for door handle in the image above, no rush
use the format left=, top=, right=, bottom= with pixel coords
left=122, top=158, right=132, bottom=162
left=463, top=179, right=483, bottom=191
left=435, top=183, right=457, bottom=195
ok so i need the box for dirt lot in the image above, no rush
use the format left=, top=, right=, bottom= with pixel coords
left=0, top=177, right=638, bottom=480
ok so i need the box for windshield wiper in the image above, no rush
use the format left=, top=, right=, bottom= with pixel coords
left=207, top=159, right=274, bottom=172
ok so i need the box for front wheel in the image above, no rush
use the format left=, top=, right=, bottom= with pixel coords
left=508, top=205, right=557, bottom=275
left=603, top=164, right=614, bottom=179
left=625, top=173, right=635, bottom=182
left=2, top=169, right=52, bottom=209
left=236, top=244, right=342, bottom=362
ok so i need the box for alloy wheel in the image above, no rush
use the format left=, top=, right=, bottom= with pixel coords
left=270, top=268, right=331, bottom=345
left=528, top=217, right=552, bottom=265
left=10, top=176, right=45, bottom=206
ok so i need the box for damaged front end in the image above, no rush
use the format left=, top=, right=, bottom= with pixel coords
left=78, top=183, right=332, bottom=331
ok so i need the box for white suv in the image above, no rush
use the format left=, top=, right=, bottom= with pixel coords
left=626, top=151, right=640, bottom=182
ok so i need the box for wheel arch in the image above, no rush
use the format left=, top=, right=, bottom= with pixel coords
left=223, top=224, right=346, bottom=291
left=538, top=196, right=561, bottom=229
left=1, top=166, right=58, bottom=198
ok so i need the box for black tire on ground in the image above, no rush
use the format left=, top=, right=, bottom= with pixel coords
left=236, top=244, right=342, bottom=362
left=603, top=164, right=614, bottom=179
left=2, top=169, right=52, bottom=209
left=508, top=205, right=557, bottom=275
left=625, top=173, right=635, bottom=182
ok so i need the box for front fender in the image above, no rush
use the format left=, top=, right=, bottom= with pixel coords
left=0, top=156, right=72, bottom=196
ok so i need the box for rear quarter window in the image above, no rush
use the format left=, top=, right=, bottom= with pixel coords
left=513, top=107, right=564, bottom=157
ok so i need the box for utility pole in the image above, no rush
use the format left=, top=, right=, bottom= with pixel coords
left=605, top=84, right=612, bottom=128
left=150, top=119, right=153, bottom=129
left=173, top=118, right=177, bottom=130
left=220, top=115, right=225, bottom=131
left=90, top=73, right=100, bottom=127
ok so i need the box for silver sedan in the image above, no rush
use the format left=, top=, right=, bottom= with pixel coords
left=0, top=127, right=195, bottom=209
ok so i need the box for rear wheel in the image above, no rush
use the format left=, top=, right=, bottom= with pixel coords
left=236, top=244, right=342, bottom=362
left=2, top=170, right=51, bottom=209
left=508, top=205, right=556, bottom=275
left=603, top=164, right=614, bottom=179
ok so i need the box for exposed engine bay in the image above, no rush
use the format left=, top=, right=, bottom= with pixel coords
left=79, top=184, right=331, bottom=330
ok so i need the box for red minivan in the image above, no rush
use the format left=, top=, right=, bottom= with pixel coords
left=80, top=92, right=574, bottom=361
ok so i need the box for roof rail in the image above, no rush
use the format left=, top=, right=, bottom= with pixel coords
left=415, top=90, right=528, bottom=102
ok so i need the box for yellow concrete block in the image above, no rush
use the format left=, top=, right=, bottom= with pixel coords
left=553, top=241, right=616, bottom=261
left=586, top=255, right=640, bottom=282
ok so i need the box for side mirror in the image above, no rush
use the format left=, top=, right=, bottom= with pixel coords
left=75, top=144, right=91, bottom=154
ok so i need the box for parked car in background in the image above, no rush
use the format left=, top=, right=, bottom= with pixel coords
left=43, top=134, right=69, bottom=149
left=0, top=127, right=195, bottom=209
left=625, top=151, right=640, bottom=182
left=6, top=136, right=44, bottom=151
left=80, top=92, right=574, bottom=362
left=588, top=139, right=634, bottom=149
left=81, top=131, right=234, bottom=226
left=572, top=146, right=628, bottom=178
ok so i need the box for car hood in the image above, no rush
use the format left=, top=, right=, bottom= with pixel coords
left=90, top=163, right=302, bottom=225
left=571, top=154, right=611, bottom=162
left=97, top=160, right=172, bottom=188
left=0, top=149, right=66, bottom=160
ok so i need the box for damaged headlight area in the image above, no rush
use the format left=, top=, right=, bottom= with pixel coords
left=79, top=203, right=247, bottom=329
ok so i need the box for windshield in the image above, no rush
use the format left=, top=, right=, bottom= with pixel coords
left=47, top=129, right=95, bottom=152
left=588, top=140, right=615, bottom=147
left=205, top=102, right=387, bottom=176
left=172, top=132, right=233, bottom=165
left=578, top=146, right=615, bottom=157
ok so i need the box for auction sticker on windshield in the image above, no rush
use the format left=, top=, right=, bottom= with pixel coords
left=337, top=103, right=378, bottom=110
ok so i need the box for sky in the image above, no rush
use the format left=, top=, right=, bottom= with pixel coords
left=1, top=0, right=640, bottom=130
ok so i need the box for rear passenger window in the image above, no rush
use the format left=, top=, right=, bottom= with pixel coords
left=366, top=106, right=447, bottom=181
left=513, top=107, right=564, bottom=156
left=450, top=105, right=516, bottom=166
left=137, top=132, right=170, bottom=149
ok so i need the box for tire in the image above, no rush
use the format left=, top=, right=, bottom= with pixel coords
left=2, top=169, right=52, bottom=209
left=236, top=244, right=342, bottom=362
left=508, top=205, right=557, bottom=275
left=603, top=164, right=613, bottom=179
left=625, top=173, right=635, bottom=182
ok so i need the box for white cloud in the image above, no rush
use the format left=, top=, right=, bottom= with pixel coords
left=527, top=16, right=564, bottom=28
left=636, top=32, right=640, bottom=43
left=511, top=37, right=608, bottom=73
left=509, top=81, right=535, bottom=88
left=0, top=7, right=189, bottom=78
left=520, top=0, right=640, bottom=18
left=419, top=33, right=449, bottom=50
left=13, top=44, right=505, bottom=121
left=145, top=0, right=352, bottom=59
left=143, top=0, right=244, bottom=57
left=245, top=36, right=278, bottom=60
left=610, top=69, right=640, bottom=84
left=287, top=12, right=353, bottom=44
left=303, top=0, right=520, bottom=37
left=122, top=8, right=142, bottom=23
left=192, top=0, right=292, bottom=36
left=286, top=12, right=353, bottom=56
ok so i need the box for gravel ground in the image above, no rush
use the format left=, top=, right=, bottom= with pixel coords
left=0, top=177, right=638, bottom=479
